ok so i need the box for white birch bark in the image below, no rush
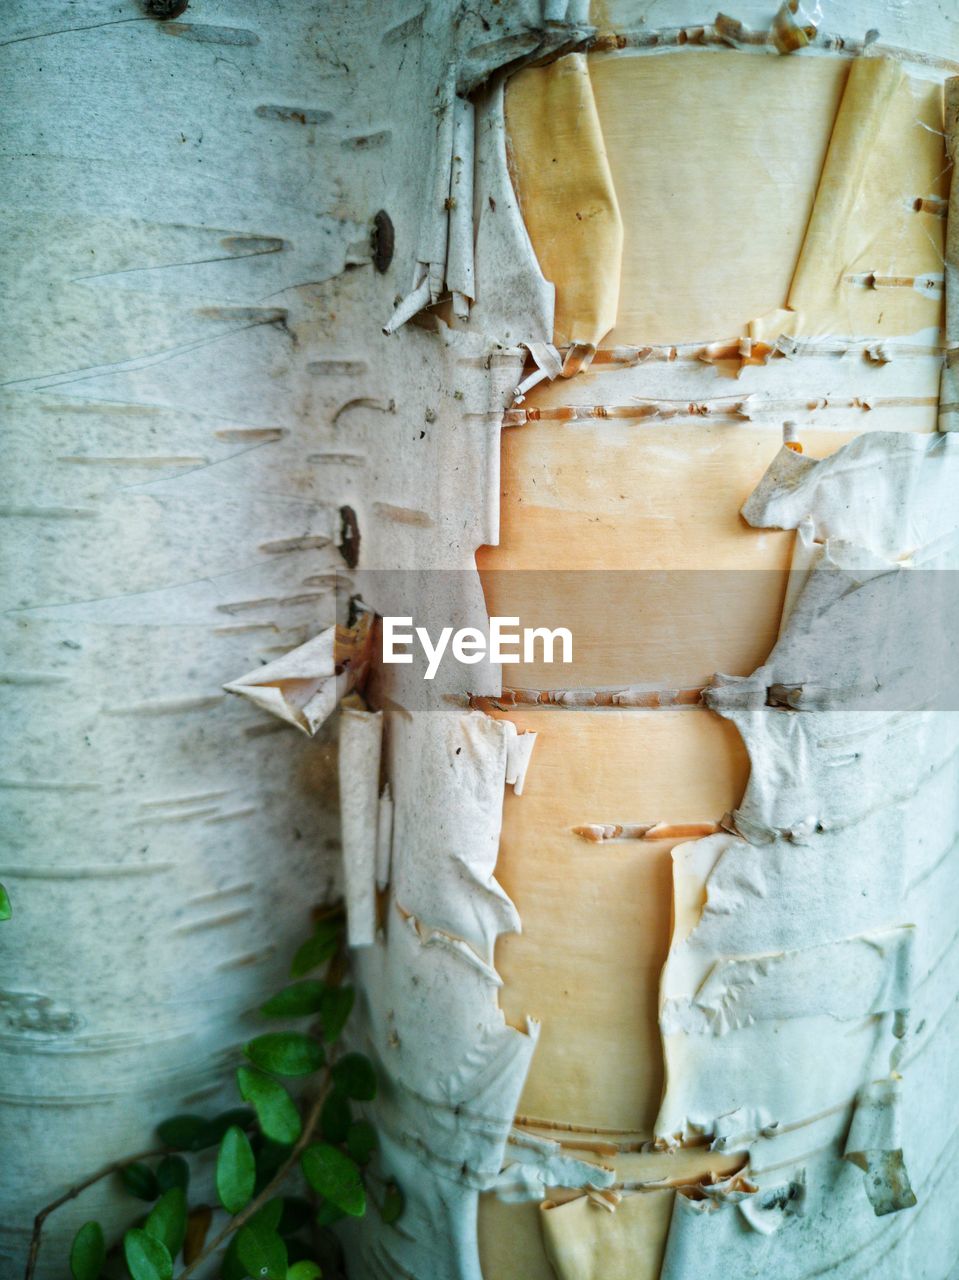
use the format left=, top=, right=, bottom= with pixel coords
left=0, top=2, right=369, bottom=1271
left=4, top=1, right=959, bottom=1278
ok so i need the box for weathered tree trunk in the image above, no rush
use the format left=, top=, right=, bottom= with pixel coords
left=0, top=2, right=360, bottom=1271
left=4, top=2, right=959, bottom=1279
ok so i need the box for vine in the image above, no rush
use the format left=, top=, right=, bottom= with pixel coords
left=27, top=905, right=403, bottom=1280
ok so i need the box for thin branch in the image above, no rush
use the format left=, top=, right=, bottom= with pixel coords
left=176, top=1077, right=329, bottom=1279
left=24, top=1148, right=168, bottom=1280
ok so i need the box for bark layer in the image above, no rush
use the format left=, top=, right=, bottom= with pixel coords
left=0, top=1, right=376, bottom=1270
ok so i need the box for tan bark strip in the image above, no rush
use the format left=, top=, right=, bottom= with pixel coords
left=940, top=80, right=959, bottom=430
left=215, top=427, right=286, bottom=442
left=470, top=687, right=704, bottom=711
left=843, top=273, right=943, bottom=291
left=583, top=340, right=944, bottom=365
left=513, top=1114, right=649, bottom=1137
left=507, top=396, right=936, bottom=424
left=372, top=502, right=434, bottom=527
left=573, top=822, right=721, bottom=842
left=591, top=28, right=959, bottom=72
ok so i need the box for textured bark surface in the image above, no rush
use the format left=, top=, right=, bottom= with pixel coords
left=5, top=2, right=959, bottom=1278
left=0, top=2, right=372, bottom=1270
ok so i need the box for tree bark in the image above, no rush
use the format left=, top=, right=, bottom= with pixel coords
left=1, top=2, right=355, bottom=1271
left=4, top=2, right=959, bottom=1279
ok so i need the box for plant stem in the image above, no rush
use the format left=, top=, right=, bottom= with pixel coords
left=176, top=1078, right=329, bottom=1279
left=24, top=1147, right=168, bottom=1280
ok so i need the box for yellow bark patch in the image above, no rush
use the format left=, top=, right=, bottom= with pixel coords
left=505, top=52, right=623, bottom=347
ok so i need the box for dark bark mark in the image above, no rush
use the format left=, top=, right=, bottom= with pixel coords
left=372, top=211, right=395, bottom=274
left=143, top=0, right=190, bottom=18
left=255, top=104, right=333, bottom=125
left=338, top=506, right=360, bottom=569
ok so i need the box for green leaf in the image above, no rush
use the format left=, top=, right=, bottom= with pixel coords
left=278, top=1197, right=312, bottom=1237
left=319, top=1090, right=351, bottom=1144
left=286, top=1264, right=322, bottom=1280
left=123, top=1228, right=173, bottom=1280
left=319, top=987, right=354, bottom=1043
left=156, top=1114, right=213, bottom=1152
left=222, top=1199, right=283, bottom=1280
left=331, top=1052, right=376, bottom=1101
left=237, top=1221, right=288, bottom=1280
left=346, top=1120, right=377, bottom=1165
left=314, top=1202, right=345, bottom=1228
left=260, top=980, right=326, bottom=1018
left=238, top=1067, right=302, bottom=1145
left=0, top=883, right=10, bottom=921
left=144, top=1187, right=187, bottom=1259
left=245, top=1032, right=324, bottom=1077
left=221, top=1232, right=247, bottom=1280
left=290, top=922, right=340, bottom=978
left=300, top=1144, right=365, bottom=1218
left=217, top=1125, right=256, bottom=1215
left=381, top=1183, right=405, bottom=1225
left=69, top=1221, right=105, bottom=1280
left=120, top=1162, right=160, bottom=1201
left=250, top=1197, right=284, bottom=1233
left=155, top=1155, right=189, bottom=1195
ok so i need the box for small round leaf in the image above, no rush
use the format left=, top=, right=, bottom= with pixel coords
left=260, top=980, right=326, bottom=1018
left=237, top=1219, right=288, bottom=1280
left=238, top=1067, right=302, bottom=1146
left=216, top=1125, right=256, bottom=1215
left=145, top=1187, right=187, bottom=1258
left=156, top=1114, right=213, bottom=1152
left=314, top=1201, right=345, bottom=1228
left=69, top=1221, right=105, bottom=1280
left=120, top=1162, right=159, bottom=1201
left=286, top=1264, right=322, bottom=1280
left=245, top=1032, right=324, bottom=1077
left=319, top=987, right=354, bottom=1043
left=290, top=922, right=340, bottom=978
left=123, top=1228, right=173, bottom=1280
left=155, top=1155, right=189, bottom=1194
left=346, top=1120, right=377, bottom=1165
left=319, top=1090, right=351, bottom=1144
left=300, top=1144, right=365, bottom=1218
left=331, top=1053, right=376, bottom=1101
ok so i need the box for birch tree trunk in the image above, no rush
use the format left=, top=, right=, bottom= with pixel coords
left=4, top=2, right=959, bottom=1280
left=0, top=1, right=362, bottom=1271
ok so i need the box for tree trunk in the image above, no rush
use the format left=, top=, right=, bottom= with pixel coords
left=1, top=2, right=354, bottom=1271
left=5, top=2, right=959, bottom=1279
